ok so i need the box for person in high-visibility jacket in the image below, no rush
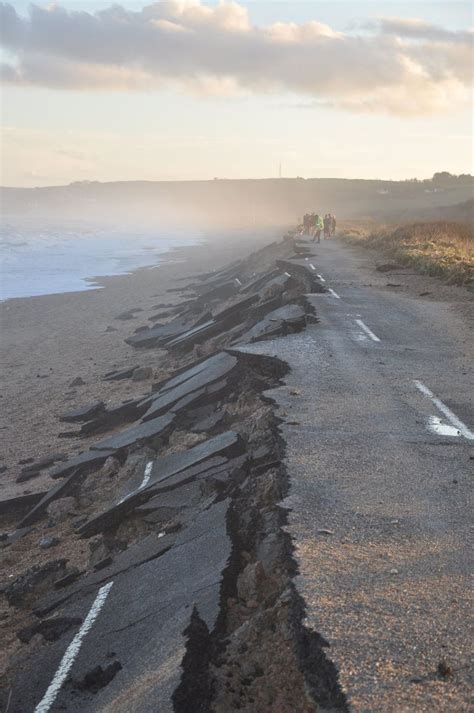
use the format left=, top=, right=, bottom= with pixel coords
left=312, top=214, right=324, bottom=243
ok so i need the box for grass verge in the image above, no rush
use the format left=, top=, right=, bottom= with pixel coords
left=340, top=221, right=474, bottom=288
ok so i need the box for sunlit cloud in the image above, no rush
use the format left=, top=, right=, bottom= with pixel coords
left=0, top=1, right=472, bottom=115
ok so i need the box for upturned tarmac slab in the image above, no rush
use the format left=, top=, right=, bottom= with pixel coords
left=10, top=500, right=232, bottom=713
left=91, top=413, right=175, bottom=452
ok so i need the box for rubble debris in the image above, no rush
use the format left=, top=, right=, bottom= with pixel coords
left=17, top=616, right=83, bottom=644
left=4, top=559, right=68, bottom=607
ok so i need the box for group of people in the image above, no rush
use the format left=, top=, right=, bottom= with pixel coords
left=301, top=213, right=336, bottom=243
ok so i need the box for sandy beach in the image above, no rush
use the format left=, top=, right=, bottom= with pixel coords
left=0, top=231, right=273, bottom=503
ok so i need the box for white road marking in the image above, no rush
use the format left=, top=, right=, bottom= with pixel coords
left=35, top=582, right=114, bottom=713
left=118, top=460, right=153, bottom=504
left=354, top=318, right=380, bottom=342
left=328, top=288, right=340, bottom=299
left=309, top=263, right=316, bottom=271
left=284, top=271, right=291, bottom=277
left=317, top=274, right=326, bottom=282
left=235, top=278, right=242, bottom=286
left=414, top=380, right=474, bottom=440
left=427, top=416, right=461, bottom=438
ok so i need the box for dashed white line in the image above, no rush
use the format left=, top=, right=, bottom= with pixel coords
left=284, top=271, right=291, bottom=277
left=427, top=416, right=461, bottom=438
left=235, top=278, right=242, bottom=286
left=328, top=288, right=340, bottom=299
left=317, top=274, right=326, bottom=282
left=354, top=318, right=380, bottom=342
left=309, top=263, right=316, bottom=271
left=414, top=380, right=474, bottom=440
left=35, top=582, right=114, bottom=713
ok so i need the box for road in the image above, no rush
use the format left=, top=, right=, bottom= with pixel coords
left=242, top=238, right=473, bottom=711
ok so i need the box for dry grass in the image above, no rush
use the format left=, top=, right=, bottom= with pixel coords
left=341, top=221, right=474, bottom=287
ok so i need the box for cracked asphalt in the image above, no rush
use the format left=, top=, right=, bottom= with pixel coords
left=243, top=239, right=473, bottom=712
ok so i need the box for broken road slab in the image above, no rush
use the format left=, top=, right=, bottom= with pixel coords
left=10, top=499, right=232, bottom=713
left=91, top=413, right=175, bottom=453
left=237, top=304, right=307, bottom=344
left=59, top=402, right=105, bottom=423
left=77, top=433, right=243, bottom=537
left=49, top=448, right=117, bottom=480
left=141, top=352, right=237, bottom=421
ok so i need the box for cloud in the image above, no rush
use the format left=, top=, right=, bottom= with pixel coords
left=0, top=1, right=472, bottom=115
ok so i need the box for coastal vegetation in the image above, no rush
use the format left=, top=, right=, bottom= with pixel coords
left=341, top=221, right=474, bottom=287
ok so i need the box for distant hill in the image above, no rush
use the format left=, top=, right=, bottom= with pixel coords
left=2, top=176, right=473, bottom=230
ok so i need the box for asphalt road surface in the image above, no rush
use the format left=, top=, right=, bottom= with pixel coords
left=243, top=238, right=473, bottom=712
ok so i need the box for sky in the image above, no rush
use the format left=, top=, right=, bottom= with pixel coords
left=1, top=1, right=472, bottom=187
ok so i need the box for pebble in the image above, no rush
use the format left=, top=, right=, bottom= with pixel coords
left=39, top=536, right=60, bottom=550
left=389, top=568, right=399, bottom=575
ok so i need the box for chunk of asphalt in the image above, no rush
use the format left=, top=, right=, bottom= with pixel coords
left=91, top=413, right=175, bottom=452
left=159, top=352, right=236, bottom=395
left=238, top=270, right=280, bottom=294
left=211, top=294, right=259, bottom=322
left=125, top=317, right=190, bottom=348
left=146, top=379, right=228, bottom=424
left=0, top=491, right=48, bottom=517
left=276, top=258, right=326, bottom=292
left=141, top=353, right=237, bottom=422
left=165, top=319, right=220, bottom=350
left=237, top=304, right=307, bottom=344
left=135, top=480, right=202, bottom=512
left=59, top=402, right=106, bottom=423
left=19, top=452, right=67, bottom=472
left=49, top=449, right=116, bottom=480
left=197, top=279, right=240, bottom=302
left=148, top=432, right=244, bottom=487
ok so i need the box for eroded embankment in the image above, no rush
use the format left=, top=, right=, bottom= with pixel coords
left=1, top=232, right=346, bottom=712
left=174, top=352, right=346, bottom=713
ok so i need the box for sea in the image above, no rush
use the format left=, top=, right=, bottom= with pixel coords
left=0, top=220, right=201, bottom=301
